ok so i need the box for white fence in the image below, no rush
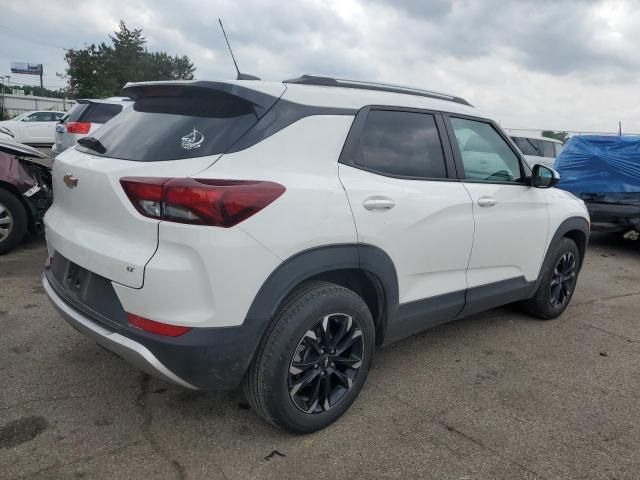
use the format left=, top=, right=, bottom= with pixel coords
left=0, top=94, right=75, bottom=118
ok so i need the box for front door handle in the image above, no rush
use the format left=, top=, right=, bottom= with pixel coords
left=363, top=197, right=395, bottom=211
left=477, top=197, right=498, bottom=207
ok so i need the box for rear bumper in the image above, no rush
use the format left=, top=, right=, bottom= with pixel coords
left=43, top=267, right=266, bottom=390
left=586, top=201, right=640, bottom=232
left=43, top=273, right=197, bottom=389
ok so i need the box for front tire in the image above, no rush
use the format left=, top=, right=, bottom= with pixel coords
left=520, top=237, right=581, bottom=320
left=0, top=188, right=28, bottom=255
left=243, top=281, right=375, bottom=433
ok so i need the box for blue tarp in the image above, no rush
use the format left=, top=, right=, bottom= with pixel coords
left=555, top=135, right=640, bottom=195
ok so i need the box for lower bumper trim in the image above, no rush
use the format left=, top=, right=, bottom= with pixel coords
left=43, top=274, right=197, bottom=390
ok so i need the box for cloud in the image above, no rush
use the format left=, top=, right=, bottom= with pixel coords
left=0, top=0, right=638, bottom=132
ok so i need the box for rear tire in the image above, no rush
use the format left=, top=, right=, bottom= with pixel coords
left=520, top=237, right=581, bottom=320
left=0, top=188, right=28, bottom=255
left=243, top=281, right=375, bottom=433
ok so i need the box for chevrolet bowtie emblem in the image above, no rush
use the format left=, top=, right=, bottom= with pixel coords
left=63, top=173, right=78, bottom=189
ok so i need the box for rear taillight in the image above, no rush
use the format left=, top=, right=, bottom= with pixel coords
left=127, top=313, right=192, bottom=337
left=66, top=122, right=91, bottom=134
left=120, top=177, right=285, bottom=227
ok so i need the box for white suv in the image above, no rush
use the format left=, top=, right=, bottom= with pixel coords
left=43, top=76, right=590, bottom=433
left=510, top=133, right=564, bottom=169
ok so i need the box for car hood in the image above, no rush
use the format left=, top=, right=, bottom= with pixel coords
left=0, top=138, right=47, bottom=158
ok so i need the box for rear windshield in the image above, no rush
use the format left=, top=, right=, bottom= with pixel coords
left=70, top=102, right=124, bottom=124
left=78, top=88, right=259, bottom=161
left=66, top=103, right=89, bottom=123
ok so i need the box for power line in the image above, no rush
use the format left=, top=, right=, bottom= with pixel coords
left=0, top=23, right=68, bottom=50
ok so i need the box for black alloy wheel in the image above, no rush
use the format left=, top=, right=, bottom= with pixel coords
left=288, top=313, right=364, bottom=414
left=550, top=252, right=577, bottom=308
left=243, top=281, right=375, bottom=433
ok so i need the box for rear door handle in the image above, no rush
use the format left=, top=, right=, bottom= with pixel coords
left=477, top=197, right=498, bottom=207
left=363, top=197, right=395, bottom=211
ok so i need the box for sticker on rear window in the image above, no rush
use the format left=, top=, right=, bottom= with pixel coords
left=181, top=128, right=204, bottom=150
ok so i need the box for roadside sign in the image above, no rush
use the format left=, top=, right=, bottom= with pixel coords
left=10, top=62, right=43, bottom=75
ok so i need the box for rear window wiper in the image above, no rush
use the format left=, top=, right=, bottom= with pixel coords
left=77, top=136, right=107, bottom=154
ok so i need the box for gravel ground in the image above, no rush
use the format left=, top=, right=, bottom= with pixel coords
left=1, top=233, right=639, bottom=480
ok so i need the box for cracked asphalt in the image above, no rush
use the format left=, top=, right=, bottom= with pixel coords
left=1, top=233, right=639, bottom=479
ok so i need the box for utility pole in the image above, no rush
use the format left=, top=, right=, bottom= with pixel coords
left=0, top=75, right=9, bottom=120
left=0, top=77, right=4, bottom=120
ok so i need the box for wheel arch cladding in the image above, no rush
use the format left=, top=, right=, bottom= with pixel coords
left=551, top=217, right=590, bottom=268
left=244, top=244, right=399, bottom=352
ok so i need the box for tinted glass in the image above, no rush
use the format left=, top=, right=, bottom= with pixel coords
left=354, top=110, right=446, bottom=178
left=27, top=112, right=53, bottom=122
left=511, top=137, right=544, bottom=157
left=542, top=140, right=555, bottom=157
left=52, top=112, right=64, bottom=121
left=554, top=142, right=563, bottom=156
left=451, top=118, right=523, bottom=183
left=79, top=103, right=124, bottom=124
left=81, top=88, right=259, bottom=162
left=67, top=103, right=89, bottom=123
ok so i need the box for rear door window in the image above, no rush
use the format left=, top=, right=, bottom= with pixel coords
left=81, top=88, right=261, bottom=161
left=353, top=110, right=447, bottom=178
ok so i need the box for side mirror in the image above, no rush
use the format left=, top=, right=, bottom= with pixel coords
left=532, top=164, right=560, bottom=188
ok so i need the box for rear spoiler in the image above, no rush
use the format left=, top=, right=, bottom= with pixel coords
left=121, top=80, right=285, bottom=118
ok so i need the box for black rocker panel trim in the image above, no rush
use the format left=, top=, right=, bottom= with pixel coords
left=383, top=290, right=465, bottom=345
left=382, top=276, right=536, bottom=346
left=459, top=276, right=535, bottom=319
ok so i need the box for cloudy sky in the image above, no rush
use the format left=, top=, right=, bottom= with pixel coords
left=0, top=0, right=638, bottom=133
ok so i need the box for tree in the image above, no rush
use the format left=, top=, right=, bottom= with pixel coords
left=541, top=130, right=569, bottom=144
left=65, top=21, right=195, bottom=98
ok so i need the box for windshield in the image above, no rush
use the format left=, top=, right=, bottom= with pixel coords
left=9, top=112, right=28, bottom=121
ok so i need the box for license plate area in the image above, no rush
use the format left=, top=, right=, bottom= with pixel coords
left=62, top=263, right=91, bottom=300
left=49, top=253, right=129, bottom=328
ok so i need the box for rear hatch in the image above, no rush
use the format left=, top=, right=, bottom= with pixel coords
left=45, top=81, right=285, bottom=288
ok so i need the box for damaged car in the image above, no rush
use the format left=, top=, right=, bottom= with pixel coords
left=555, top=135, right=640, bottom=238
left=0, top=140, right=52, bottom=254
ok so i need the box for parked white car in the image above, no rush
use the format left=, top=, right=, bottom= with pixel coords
left=43, top=76, right=590, bottom=433
left=0, top=110, right=66, bottom=145
left=510, top=134, right=564, bottom=169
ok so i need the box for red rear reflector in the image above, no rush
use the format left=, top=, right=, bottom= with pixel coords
left=66, top=122, right=91, bottom=134
left=120, top=177, right=285, bottom=227
left=127, top=313, right=192, bottom=337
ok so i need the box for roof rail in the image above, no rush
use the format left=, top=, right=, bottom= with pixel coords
left=283, top=75, right=472, bottom=107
